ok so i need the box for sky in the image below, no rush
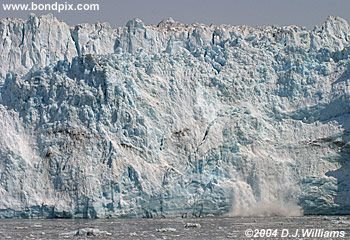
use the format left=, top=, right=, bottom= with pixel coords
left=0, top=0, right=350, bottom=28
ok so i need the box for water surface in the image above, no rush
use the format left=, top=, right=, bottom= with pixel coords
left=0, top=216, right=349, bottom=239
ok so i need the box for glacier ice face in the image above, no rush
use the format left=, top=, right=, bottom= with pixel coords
left=0, top=14, right=77, bottom=79
left=0, top=15, right=350, bottom=218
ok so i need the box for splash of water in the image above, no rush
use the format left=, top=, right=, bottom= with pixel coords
left=229, top=200, right=303, bottom=217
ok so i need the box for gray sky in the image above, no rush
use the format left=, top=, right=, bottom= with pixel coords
left=1, top=0, right=350, bottom=28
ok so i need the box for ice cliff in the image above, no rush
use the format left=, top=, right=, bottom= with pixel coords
left=0, top=14, right=350, bottom=218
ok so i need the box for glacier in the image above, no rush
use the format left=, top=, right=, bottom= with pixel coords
left=0, top=14, right=350, bottom=218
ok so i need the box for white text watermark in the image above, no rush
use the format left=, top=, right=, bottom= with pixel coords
left=2, top=1, right=100, bottom=13
left=244, top=228, right=346, bottom=239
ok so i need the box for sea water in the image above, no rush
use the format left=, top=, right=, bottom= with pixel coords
left=0, top=216, right=349, bottom=239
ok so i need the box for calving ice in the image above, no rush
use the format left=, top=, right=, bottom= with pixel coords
left=282, top=229, right=346, bottom=238
left=0, top=14, right=350, bottom=218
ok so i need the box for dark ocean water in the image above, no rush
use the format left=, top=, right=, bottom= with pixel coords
left=0, top=216, right=349, bottom=240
